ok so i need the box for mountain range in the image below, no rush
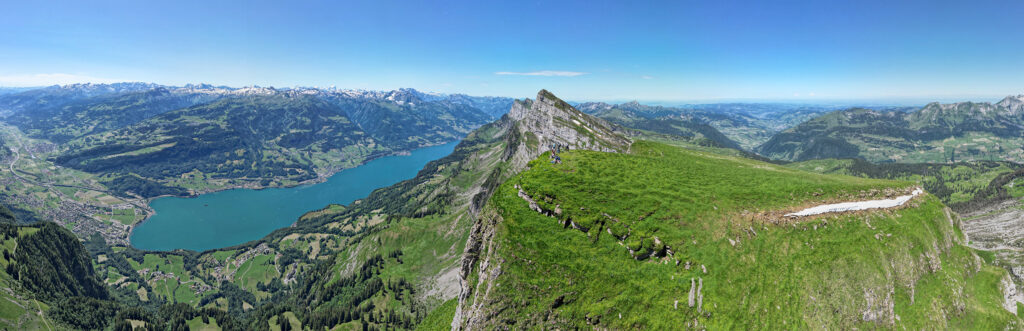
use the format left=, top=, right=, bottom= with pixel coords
left=758, top=95, right=1024, bottom=163
left=0, top=90, right=1014, bottom=330
left=0, top=83, right=514, bottom=197
left=0, top=86, right=1023, bottom=329
left=575, top=101, right=845, bottom=151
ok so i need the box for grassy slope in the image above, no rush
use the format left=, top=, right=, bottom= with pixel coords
left=478, top=140, right=1018, bottom=329
left=0, top=227, right=69, bottom=330
left=416, top=298, right=456, bottom=331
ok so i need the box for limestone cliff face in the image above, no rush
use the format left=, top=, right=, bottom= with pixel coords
left=505, top=89, right=630, bottom=169
left=997, top=94, right=1024, bottom=116
left=452, top=90, right=630, bottom=330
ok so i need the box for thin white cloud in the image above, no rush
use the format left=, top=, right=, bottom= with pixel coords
left=0, top=73, right=123, bottom=87
left=494, top=70, right=587, bottom=77
left=641, top=75, right=654, bottom=80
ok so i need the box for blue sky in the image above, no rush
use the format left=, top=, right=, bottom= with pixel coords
left=1, top=0, right=1022, bottom=102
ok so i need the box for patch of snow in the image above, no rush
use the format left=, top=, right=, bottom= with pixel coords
left=785, top=188, right=923, bottom=217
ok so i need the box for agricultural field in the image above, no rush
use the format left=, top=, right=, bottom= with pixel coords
left=0, top=124, right=150, bottom=245
left=118, top=253, right=216, bottom=305
left=879, top=132, right=1024, bottom=164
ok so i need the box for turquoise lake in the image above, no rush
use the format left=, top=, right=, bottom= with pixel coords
left=129, top=141, right=458, bottom=251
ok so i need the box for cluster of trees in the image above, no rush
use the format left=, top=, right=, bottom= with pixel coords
left=103, top=174, right=190, bottom=198
left=0, top=222, right=240, bottom=330
left=0, top=205, right=15, bottom=224
left=105, top=304, right=243, bottom=331
left=49, top=296, right=120, bottom=329
left=8, top=222, right=109, bottom=301
left=955, top=168, right=1024, bottom=211
left=295, top=250, right=421, bottom=330
left=0, top=198, right=36, bottom=224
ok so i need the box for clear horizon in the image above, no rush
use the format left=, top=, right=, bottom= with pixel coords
left=1, top=81, right=1009, bottom=106
left=2, top=0, right=1023, bottom=102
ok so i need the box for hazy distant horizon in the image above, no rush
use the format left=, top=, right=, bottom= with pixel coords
left=3, top=0, right=1023, bottom=102
left=0, top=82, right=1012, bottom=107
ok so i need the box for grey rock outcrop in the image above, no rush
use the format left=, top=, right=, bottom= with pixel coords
left=505, top=89, right=630, bottom=168
left=452, top=90, right=631, bottom=330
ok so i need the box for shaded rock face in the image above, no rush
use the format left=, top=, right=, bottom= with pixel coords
left=452, top=89, right=631, bottom=330
left=506, top=90, right=630, bottom=168
left=996, top=95, right=1024, bottom=116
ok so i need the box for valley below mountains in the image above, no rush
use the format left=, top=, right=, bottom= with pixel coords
left=0, top=85, right=1023, bottom=329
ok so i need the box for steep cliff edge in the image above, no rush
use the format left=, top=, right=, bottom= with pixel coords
left=452, top=90, right=632, bottom=328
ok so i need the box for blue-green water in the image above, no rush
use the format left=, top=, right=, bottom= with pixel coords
left=130, top=141, right=458, bottom=251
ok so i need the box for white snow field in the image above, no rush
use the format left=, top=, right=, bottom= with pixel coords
left=785, top=188, right=924, bottom=217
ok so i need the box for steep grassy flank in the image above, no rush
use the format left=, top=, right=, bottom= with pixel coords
left=417, top=298, right=457, bottom=331
left=472, top=140, right=1018, bottom=329
left=0, top=225, right=59, bottom=330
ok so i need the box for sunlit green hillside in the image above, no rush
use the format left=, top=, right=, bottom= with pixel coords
left=463, top=140, right=1019, bottom=329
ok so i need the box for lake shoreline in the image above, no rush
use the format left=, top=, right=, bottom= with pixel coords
left=127, top=140, right=461, bottom=252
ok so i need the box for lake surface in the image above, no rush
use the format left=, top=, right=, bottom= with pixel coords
left=130, top=141, right=458, bottom=251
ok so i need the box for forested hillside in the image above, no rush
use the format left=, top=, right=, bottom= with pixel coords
left=758, top=96, right=1024, bottom=163
left=0, top=84, right=507, bottom=197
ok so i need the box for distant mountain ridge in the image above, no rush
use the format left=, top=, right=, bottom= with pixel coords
left=575, top=100, right=837, bottom=150
left=0, top=83, right=514, bottom=196
left=577, top=101, right=743, bottom=150
left=758, top=94, right=1024, bottom=163
left=0, top=89, right=1020, bottom=330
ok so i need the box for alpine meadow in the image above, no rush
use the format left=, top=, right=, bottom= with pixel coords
left=1, top=1, right=1024, bottom=330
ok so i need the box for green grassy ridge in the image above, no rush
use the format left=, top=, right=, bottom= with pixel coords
left=280, top=119, right=516, bottom=329
left=0, top=225, right=60, bottom=330
left=474, top=140, right=1018, bottom=329
left=416, top=298, right=456, bottom=331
